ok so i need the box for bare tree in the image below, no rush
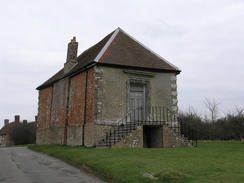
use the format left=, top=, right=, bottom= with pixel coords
left=204, top=98, right=220, bottom=122
left=234, top=106, right=244, bottom=117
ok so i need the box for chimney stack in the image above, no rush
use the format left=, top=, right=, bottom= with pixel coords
left=14, top=115, right=20, bottom=123
left=23, top=120, right=27, bottom=124
left=4, top=119, right=9, bottom=126
left=64, top=36, right=78, bottom=74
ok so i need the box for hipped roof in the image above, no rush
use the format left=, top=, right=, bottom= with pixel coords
left=37, top=27, right=181, bottom=90
left=0, top=122, right=20, bottom=135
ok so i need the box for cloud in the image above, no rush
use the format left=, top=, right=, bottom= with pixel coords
left=133, top=20, right=188, bottom=39
left=0, top=0, right=244, bottom=127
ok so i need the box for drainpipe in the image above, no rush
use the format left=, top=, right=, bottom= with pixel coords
left=64, top=78, right=71, bottom=146
left=82, top=70, right=88, bottom=146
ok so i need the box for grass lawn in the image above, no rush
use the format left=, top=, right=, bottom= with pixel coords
left=29, top=141, right=244, bottom=183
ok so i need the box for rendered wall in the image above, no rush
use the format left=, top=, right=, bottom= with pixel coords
left=94, top=66, right=178, bottom=125
left=94, top=66, right=128, bottom=125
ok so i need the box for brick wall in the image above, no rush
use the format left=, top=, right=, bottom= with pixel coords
left=37, top=87, right=52, bottom=130
left=37, top=67, right=95, bottom=145
left=50, top=79, right=69, bottom=127
left=69, top=72, right=87, bottom=125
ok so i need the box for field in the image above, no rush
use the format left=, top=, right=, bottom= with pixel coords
left=29, top=141, right=244, bottom=183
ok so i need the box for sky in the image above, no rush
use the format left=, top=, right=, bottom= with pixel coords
left=0, top=0, right=244, bottom=128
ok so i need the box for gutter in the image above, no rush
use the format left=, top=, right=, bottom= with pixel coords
left=82, top=70, right=89, bottom=146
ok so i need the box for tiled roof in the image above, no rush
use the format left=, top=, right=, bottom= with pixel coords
left=0, top=122, right=19, bottom=135
left=37, top=28, right=180, bottom=90
left=0, top=121, right=36, bottom=135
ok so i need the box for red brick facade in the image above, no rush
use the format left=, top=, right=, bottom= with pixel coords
left=38, top=87, right=52, bottom=130
left=36, top=67, right=95, bottom=145
left=68, top=68, right=95, bottom=125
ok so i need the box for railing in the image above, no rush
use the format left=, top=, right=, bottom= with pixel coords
left=179, top=119, right=198, bottom=147
left=96, top=106, right=197, bottom=148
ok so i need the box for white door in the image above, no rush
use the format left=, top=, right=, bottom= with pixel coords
left=129, top=84, right=145, bottom=121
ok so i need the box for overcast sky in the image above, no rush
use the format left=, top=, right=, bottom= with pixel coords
left=0, top=0, right=244, bottom=127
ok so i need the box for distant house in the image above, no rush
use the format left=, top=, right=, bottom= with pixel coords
left=0, top=115, right=36, bottom=146
left=0, top=115, right=21, bottom=146
left=36, top=28, right=191, bottom=148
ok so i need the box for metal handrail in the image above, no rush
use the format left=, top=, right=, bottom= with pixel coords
left=96, top=106, right=197, bottom=148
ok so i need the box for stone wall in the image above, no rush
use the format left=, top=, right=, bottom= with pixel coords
left=93, top=124, right=113, bottom=145
left=112, top=126, right=144, bottom=148
left=0, top=134, right=14, bottom=147
left=94, top=66, right=128, bottom=124
left=109, top=124, right=190, bottom=148
left=66, top=125, right=83, bottom=146
left=94, top=66, right=178, bottom=125
left=163, top=125, right=191, bottom=148
left=37, top=123, right=109, bottom=147
left=36, top=126, right=65, bottom=145
left=36, top=129, right=50, bottom=145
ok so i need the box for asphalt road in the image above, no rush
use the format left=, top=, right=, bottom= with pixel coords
left=0, top=147, right=106, bottom=183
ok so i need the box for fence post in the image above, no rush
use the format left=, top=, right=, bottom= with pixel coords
left=105, top=132, right=108, bottom=148
left=133, top=109, right=136, bottom=129
left=122, top=121, right=124, bottom=138
left=137, top=107, right=139, bottom=126
left=109, top=129, right=111, bottom=148
left=113, top=127, right=116, bottom=145
left=129, top=113, right=132, bottom=132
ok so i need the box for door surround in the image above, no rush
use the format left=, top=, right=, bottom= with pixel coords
left=126, top=78, right=150, bottom=114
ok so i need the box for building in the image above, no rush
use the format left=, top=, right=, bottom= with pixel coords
left=0, top=115, right=37, bottom=147
left=36, top=27, right=191, bottom=148
left=0, top=115, right=21, bottom=146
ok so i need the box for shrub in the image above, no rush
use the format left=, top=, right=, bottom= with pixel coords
left=9, top=122, right=36, bottom=145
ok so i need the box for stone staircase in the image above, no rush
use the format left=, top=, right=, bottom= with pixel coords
left=95, top=106, right=197, bottom=148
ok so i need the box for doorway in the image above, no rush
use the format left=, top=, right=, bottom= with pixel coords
left=143, top=126, right=163, bottom=148
left=129, top=83, right=146, bottom=121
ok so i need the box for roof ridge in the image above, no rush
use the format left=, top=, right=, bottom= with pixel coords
left=118, top=28, right=180, bottom=71
left=37, top=28, right=180, bottom=90
left=94, top=27, right=120, bottom=62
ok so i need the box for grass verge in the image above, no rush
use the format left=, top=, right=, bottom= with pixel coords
left=28, top=141, right=244, bottom=183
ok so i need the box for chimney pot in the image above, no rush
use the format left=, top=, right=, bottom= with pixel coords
left=23, top=120, right=27, bottom=124
left=14, top=115, right=20, bottom=123
left=4, top=119, right=9, bottom=126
